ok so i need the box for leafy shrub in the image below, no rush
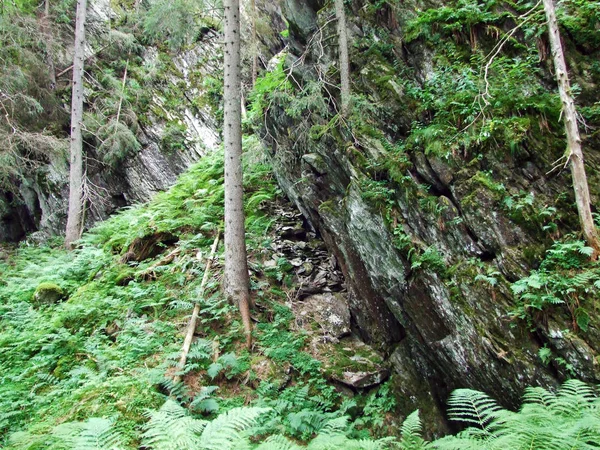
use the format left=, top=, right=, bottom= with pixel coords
left=511, top=238, right=600, bottom=331
left=161, top=122, right=187, bottom=153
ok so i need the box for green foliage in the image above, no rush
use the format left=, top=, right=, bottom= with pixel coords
left=161, top=122, right=188, bottom=153
left=410, top=246, right=447, bottom=275
left=557, top=0, right=600, bottom=49
left=503, top=191, right=559, bottom=233
left=511, top=237, right=600, bottom=331
left=0, top=12, right=67, bottom=192
left=248, top=55, right=294, bottom=123
left=143, top=0, right=202, bottom=51
left=0, top=145, right=287, bottom=447
left=401, top=0, right=564, bottom=159
left=10, top=417, right=124, bottom=450
left=432, top=379, right=600, bottom=449
left=97, top=120, right=142, bottom=167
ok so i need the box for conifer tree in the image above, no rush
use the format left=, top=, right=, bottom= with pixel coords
left=65, top=0, right=87, bottom=248
left=543, top=0, right=600, bottom=258
left=334, top=0, right=350, bottom=116
left=223, top=0, right=252, bottom=347
left=250, top=0, right=258, bottom=87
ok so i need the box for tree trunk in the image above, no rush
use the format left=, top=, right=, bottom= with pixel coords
left=251, top=0, right=257, bottom=87
left=65, top=0, right=87, bottom=249
left=543, top=0, right=600, bottom=258
left=223, top=0, right=253, bottom=348
left=43, top=0, right=56, bottom=89
left=334, top=0, right=350, bottom=116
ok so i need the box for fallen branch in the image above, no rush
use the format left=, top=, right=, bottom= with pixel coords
left=173, top=233, right=220, bottom=384
left=138, top=247, right=181, bottom=280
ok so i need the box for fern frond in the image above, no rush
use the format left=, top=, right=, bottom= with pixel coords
left=522, top=386, right=557, bottom=408
left=288, top=409, right=330, bottom=436
left=74, top=417, right=123, bottom=450
left=141, top=399, right=207, bottom=450
left=447, top=389, right=501, bottom=429
left=199, top=406, right=269, bottom=449
left=255, top=434, right=302, bottom=450
left=400, top=411, right=427, bottom=450
left=401, top=410, right=422, bottom=438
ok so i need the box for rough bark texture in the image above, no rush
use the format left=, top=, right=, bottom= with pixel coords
left=334, top=0, right=350, bottom=116
left=251, top=0, right=258, bottom=87
left=223, top=0, right=252, bottom=348
left=64, top=0, right=87, bottom=248
left=43, top=0, right=56, bottom=89
left=543, top=0, right=600, bottom=258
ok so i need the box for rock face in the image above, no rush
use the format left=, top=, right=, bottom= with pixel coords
left=0, top=30, right=221, bottom=242
left=255, top=0, right=600, bottom=435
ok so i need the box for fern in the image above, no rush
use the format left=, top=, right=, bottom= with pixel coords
left=446, top=389, right=502, bottom=430
left=199, top=407, right=269, bottom=449
left=255, top=434, right=302, bottom=450
left=141, top=399, right=207, bottom=450
left=10, top=417, right=124, bottom=450
left=399, top=411, right=428, bottom=450
left=69, top=418, right=124, bottom=450
left=434, top=380, right=600, bottom=449
left=190, top=386, right=220, bottom=414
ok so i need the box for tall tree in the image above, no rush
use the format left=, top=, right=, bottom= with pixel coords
left=250, top=0, right=257, bottom=87
left=543, top=0, right=600, bottom=258
left=42, top=0, right=56, bottom=89
left=65, top=0, right=87, bottom=248
left=223, top=0, right=253, bottom=347
left=334, top=0, right=350, bottom=116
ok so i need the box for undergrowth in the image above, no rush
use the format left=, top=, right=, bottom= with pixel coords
left=0, top=144, right=402, bottom=448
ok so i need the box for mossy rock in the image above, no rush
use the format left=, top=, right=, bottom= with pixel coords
left=32, top=282, right=66, bottom=305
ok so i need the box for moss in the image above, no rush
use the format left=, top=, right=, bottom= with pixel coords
left=461, top=170, right=507, bottom=208
left=32, top=282, right=66, bottom=305
left=321, top=341, right=385, bottom=378
left=318, top=200, right=344, bottom=218
left=522, top=243, right=547, bottom=267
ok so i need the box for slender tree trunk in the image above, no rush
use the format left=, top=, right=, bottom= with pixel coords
left=250, top=0, right=257, bottom=87
left=334, top=0, right=350, bottom=116
left=543, top=0, right=600, bottom=258
left=65, top=0, right=87, bottom=248
left=223, top=0, right=253, bottom=348
left=115, top=59, right=129, bottom=125
left=43, top=0, right=56, bottom=89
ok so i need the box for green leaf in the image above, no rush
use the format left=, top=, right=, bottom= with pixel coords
left=207, top=362, right=223, bottom=379
left=575, top=308, right=590, bottom=332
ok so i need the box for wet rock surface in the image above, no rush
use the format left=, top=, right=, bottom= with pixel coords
left=1, top=33, right=221, bottom=242
left=253, top=0, right=600, bottom=435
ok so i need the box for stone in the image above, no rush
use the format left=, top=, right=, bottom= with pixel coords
left=32, top=282, right=66, bottom=305
left=317, top=335, right=390, bottom=390
left=332, top=369, right=390, bottom=389
left=302, top=153, right=328, bottom=175
left=296, top=293, right=351, bottom=338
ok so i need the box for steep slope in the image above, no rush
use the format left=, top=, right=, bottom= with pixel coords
left=0, top=1, right=220, bottom=241
left=250, top=0, right=600, bottom=431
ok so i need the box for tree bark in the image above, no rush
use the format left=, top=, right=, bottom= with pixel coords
left=334, top=0, right=350, bottom=116
left=223, top=0, right=253, bottom=348
left=43, top=0, right=56, bottom=89
left=65, top=0, right=87, bottom=249
left=543, top=0, right=600, bottom=258
left=251, top=0, right=257, bottom=87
